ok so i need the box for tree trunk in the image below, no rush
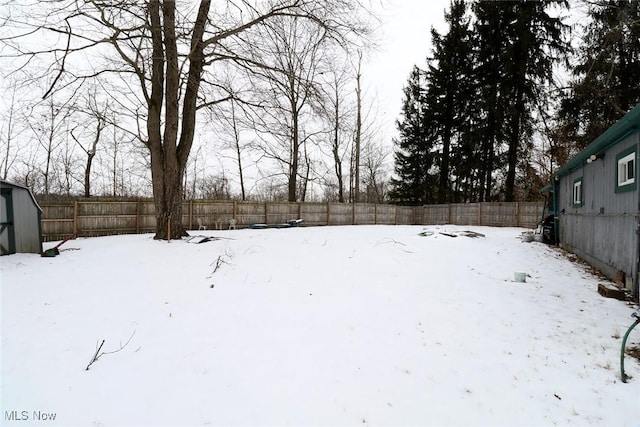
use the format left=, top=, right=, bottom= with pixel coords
left=505, top=24, right=529, bottom=203
left=112, top=120, right=118, bottom=197
left=505, top=98, right=524, bottom=202
left=354, top=55, right=362, bottom=203
left=83, top=119, right=102, bottom=197
left=230, top=101, right=246, bottom=201
left=147, top=0, right=210, bottom=240
left=332, top=90, right=345, bottom=203
left=482, top=84, right=499, bottom=202
left=288, top=100, right=300, bottom=202
left=437, top=97, right=453, bottom=204
left=84, top=151, right=95, bottom=197
left=2, top=85, right=17, bottom=180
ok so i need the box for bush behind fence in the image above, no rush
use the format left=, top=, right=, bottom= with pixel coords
left=40, top=200, right=544, bottom=241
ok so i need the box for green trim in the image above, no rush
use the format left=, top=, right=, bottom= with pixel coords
left=615, top=145, right=637, bottom=193
left=553, top=103, right=640, bottom=180
left=572, top=177, right=583, bottom=207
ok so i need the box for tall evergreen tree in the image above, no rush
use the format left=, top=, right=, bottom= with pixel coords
left=474, top=0, right=569, bottom=202
left=389, top=67, right=437, bottom=205
left=427, top=0, right=476, bottom=203
left=391, top=0, right=569, bottom=204
left=558, top=0, right=640, bottom=150
left=503, top=0, right=569, bottom=201
left=473, top=1, right=512, bottom=201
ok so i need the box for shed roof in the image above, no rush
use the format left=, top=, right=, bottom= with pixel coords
left=0, top=180, right=43, bottom=212
left=553, top=102, right=640, bottom=180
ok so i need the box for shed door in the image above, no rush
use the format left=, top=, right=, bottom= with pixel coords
left=0, top=188, right=16, bottom=255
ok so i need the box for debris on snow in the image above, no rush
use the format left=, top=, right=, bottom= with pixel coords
left=249, top=218, right=304, bottom=229
left=186, top=235, right=233, bottom=244
left=186, top=235, right=213, bottom=244
left=439, top=231, right=458, bottom=238
left=418, top=229, right=485, bottom=238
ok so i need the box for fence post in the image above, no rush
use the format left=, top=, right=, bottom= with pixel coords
left=135, top=201, right=140, bottom=234
left=327, top=202, right=331, bottom=225
left=352, top=203, right=356, bottom=225
left=264, top=202, right=268, bottom=224
left=477, top=203, right=482, bottom=226
left=73, top=201, right=79, bottom=234
left=515, top=202, right=520, bottom=227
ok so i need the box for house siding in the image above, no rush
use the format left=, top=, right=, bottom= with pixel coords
left=558, top=133, right=639, bottom=291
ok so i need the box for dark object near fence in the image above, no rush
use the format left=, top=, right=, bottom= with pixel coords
left=597, top=283, right=627, bottom=301
left=541, top=215, right=555, bottom=244
left=250, top=219, right=304, bottom=229
left=41, top=233, right=77, bottom=257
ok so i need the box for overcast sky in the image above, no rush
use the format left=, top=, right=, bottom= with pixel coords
left=364, top=0, right=450, bottom=146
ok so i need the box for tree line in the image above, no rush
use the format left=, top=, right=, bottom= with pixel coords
left=1, top=1, right=639, bottom=238
left=1, top=0, right=390, bottom=238
left=389, top=0, right=640, bottom=205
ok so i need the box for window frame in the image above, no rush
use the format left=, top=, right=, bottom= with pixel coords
left=615, top=145, right=637, bottom=193
left=572, top=177, right=583, bottom=207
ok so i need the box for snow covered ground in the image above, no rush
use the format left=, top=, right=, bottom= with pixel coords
left=1, top=225, right=639, bottom=426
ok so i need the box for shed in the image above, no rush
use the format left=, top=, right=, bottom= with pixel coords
left=545, top=103, right=640, bottom=301
left=0, top=180, right=43, bottom=255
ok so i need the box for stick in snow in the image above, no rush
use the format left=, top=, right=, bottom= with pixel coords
left=85, top=330, right=135, bottom=371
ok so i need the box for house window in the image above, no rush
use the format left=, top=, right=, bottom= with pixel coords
left=616, top=146, right=637, bottom=193
left=573, top=178, right=583, bottom=207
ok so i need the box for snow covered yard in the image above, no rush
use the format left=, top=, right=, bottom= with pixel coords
left=1, top=225, right=639, bottom=427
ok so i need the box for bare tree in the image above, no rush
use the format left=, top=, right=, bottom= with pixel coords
left=316, top=60, right=354, bottom=203
left=26, top=95, right=74, bottom=195
left=353, top=51, right=364, bottom=203
left=0, top=82, right=25, bottom=180
left=0, top=85, right=17, bottom=179
left=361, top=139, right=389, bottom=203
left=69, top=87, right=109, bottom=197
left=12, top=146, right=43, bottom=192
left=207, top=90, right=251, bottom=201
left=228, top=101, right=247, bottom=201
left=56, top=131, right=80, bottom=195
left=3, top=0, right=373, bottom=238
left=241, top=14, right=328, bottom=202
left=198, top=173, right=231, bottom=200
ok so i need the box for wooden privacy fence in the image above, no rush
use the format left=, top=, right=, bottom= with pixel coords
left=40, top=200, right=544, bottom=241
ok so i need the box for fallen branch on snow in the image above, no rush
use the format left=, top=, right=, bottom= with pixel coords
left=207, top=249, right=234, bottom=278
left=85, top=330, right=136, bottom=371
